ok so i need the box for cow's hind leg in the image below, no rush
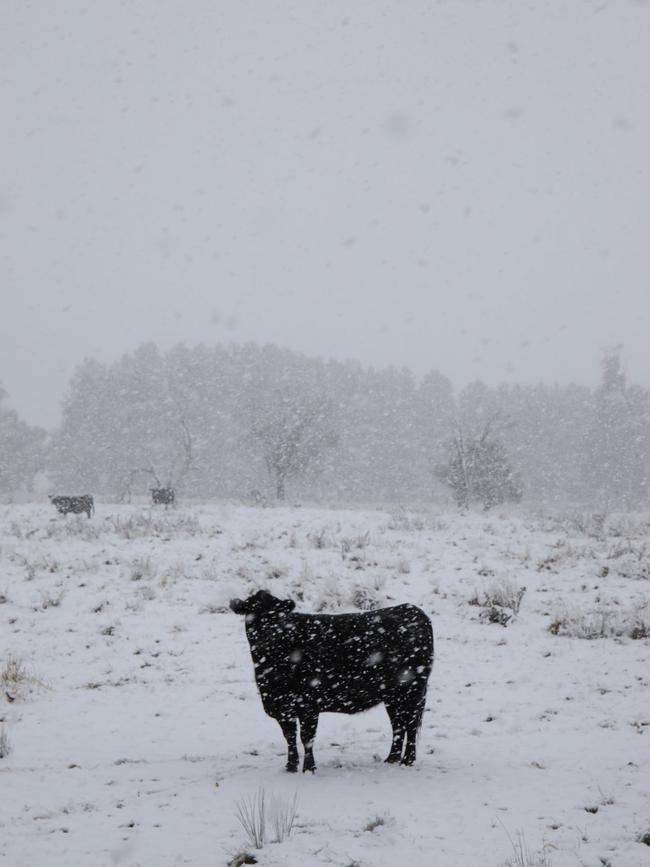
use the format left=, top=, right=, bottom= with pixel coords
left=384, top=700, right=405, bottom=763
left=401, top=692, right=426, bottom=766
left=299, top=714, right=318, bottom=773
left=278, top=718, right=299, bottom=772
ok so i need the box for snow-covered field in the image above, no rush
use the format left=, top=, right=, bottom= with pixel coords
left=1, top=502, right=649, bottom=867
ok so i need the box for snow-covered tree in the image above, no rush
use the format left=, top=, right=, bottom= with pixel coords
left=52, top=346, right=198, bottom=497
left=48, top=340, right=626, bottom=506
left=0, top=385, right=47, bottom=495
left=435, top=417, right=523, bottom=509
left=582, top=351, right=650, bottom=509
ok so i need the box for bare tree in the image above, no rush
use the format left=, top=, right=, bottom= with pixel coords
left=119, top=415, right=194, bottom=502
left=251, top=397, right=338, bottom=500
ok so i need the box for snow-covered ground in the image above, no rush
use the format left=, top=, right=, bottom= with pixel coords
left=1, top=502, right=649, bottom=867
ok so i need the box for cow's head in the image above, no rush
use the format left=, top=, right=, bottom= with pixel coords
left=229, top=589, right=295, bottom=618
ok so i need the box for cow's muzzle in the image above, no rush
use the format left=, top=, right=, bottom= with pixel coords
left=229, top=598, right=246, bottom=614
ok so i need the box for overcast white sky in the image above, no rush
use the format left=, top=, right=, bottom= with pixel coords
left=2, top=0, right=649, bottom=428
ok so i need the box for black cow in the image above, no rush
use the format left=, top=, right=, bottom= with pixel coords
left=150, top=487, right=175, bottom=506
left=230, top=590, right=433, bottom=772
left=48, top=494, right=94, bottom=519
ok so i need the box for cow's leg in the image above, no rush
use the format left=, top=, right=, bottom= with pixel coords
left=278, top=718, right=299, bottom=772
left=299, top=714, right=318, bottom=773
left=401, top=692, right=426, bottom=766
left=384, top=700, right=405, bottom=763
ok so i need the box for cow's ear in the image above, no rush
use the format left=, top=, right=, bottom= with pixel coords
left=280, top=599, right=296, bottom=613
left=229, top=598, right=247, bottom=615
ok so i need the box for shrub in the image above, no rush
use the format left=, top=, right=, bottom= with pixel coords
left=308, top=527, right=332, bottom=549
left=484, top=578, right=526, bottom=614
left=349, top=577, right=386, bottom=611
left=363, top=816, right=386, bottom=832
left=548, top=600, right=650, bottom=640
left=110, top=512, right=199, bottom=540
left=228, top=853, right=257, bottom=866
left=472, top=578, right=526, bottom=626
left=435, top=426, right=523, bottom=510
left=385, top=511, right=425, bottom=532
left=129, top=557, right=156, bottom=581
left=341, top=531, right=371, bottom=556
left=0, top=655, right=43, bottom=699
left=1, top=655, right=29, bottom=690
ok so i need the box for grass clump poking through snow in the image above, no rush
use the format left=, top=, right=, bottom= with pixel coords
left=270, top=791, right=298, bottom=843
left=470, top=578, right=526, bottom=626
left=110, top=511, right=200, bottom=540
left=0, top=725, right=11, bottom=759
left=501, top=830, right=552, bottom=867
left=227, top=853, right=257, bottom=866
left=129, top=556, right=156, bottom=581
left=0, top=654, right=44, bottom=700
left=313, top=574, right=386, bottom=612
left=485, top=578, right=526, bottom=613
left=308, top=526, right=332, bottom=549
left=235, top=788, right=267, bottom=849
left=349, top=576, right=386, bottom=611
left=38, top=589, right=65, bottom=610
left=363, top=815, right=386, bottom=832
left=235, top=788, right=298, bottom=849
left=1, top=655, right=30, bottom=691
left=548, top=600, right=650, bottom=640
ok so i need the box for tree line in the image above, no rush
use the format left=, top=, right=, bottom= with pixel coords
left=2, top=342, right=649, bottom=509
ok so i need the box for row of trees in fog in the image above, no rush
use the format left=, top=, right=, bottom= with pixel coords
left=0, top=386, right=47, bottom=494
left=2, top=342, right=649, bottom=509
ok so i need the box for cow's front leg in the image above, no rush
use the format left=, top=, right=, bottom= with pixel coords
left=278, top=718, right=299, bottom=772
left=299, top=714, right=319, bottom=773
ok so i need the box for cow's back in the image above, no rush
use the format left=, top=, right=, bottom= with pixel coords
left=251, top=604, right=433, bottom=717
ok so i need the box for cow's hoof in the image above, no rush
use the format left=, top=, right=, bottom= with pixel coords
left=286, top=764, right=298, bottom=773
left=302, top=765, right=316, bottom=774
left=384, top=754, right=401, bottom=764
left=400, top=757, right=415, bottom=767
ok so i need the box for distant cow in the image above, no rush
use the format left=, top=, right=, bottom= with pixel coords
left=230, top=590, right=434, bottom=772
left=150, top=487, right=175, bottom=506
left=48, top=494, right=94, bottom=519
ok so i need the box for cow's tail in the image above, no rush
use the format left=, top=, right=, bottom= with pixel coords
left=413, top=614, right=434, bottom=739
left=412, top=653, right=431, bottom=731
left=413, top=689, right=427, bottom=739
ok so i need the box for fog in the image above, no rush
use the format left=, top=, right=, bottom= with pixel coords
left=2, top=0, right=650, bottom=428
